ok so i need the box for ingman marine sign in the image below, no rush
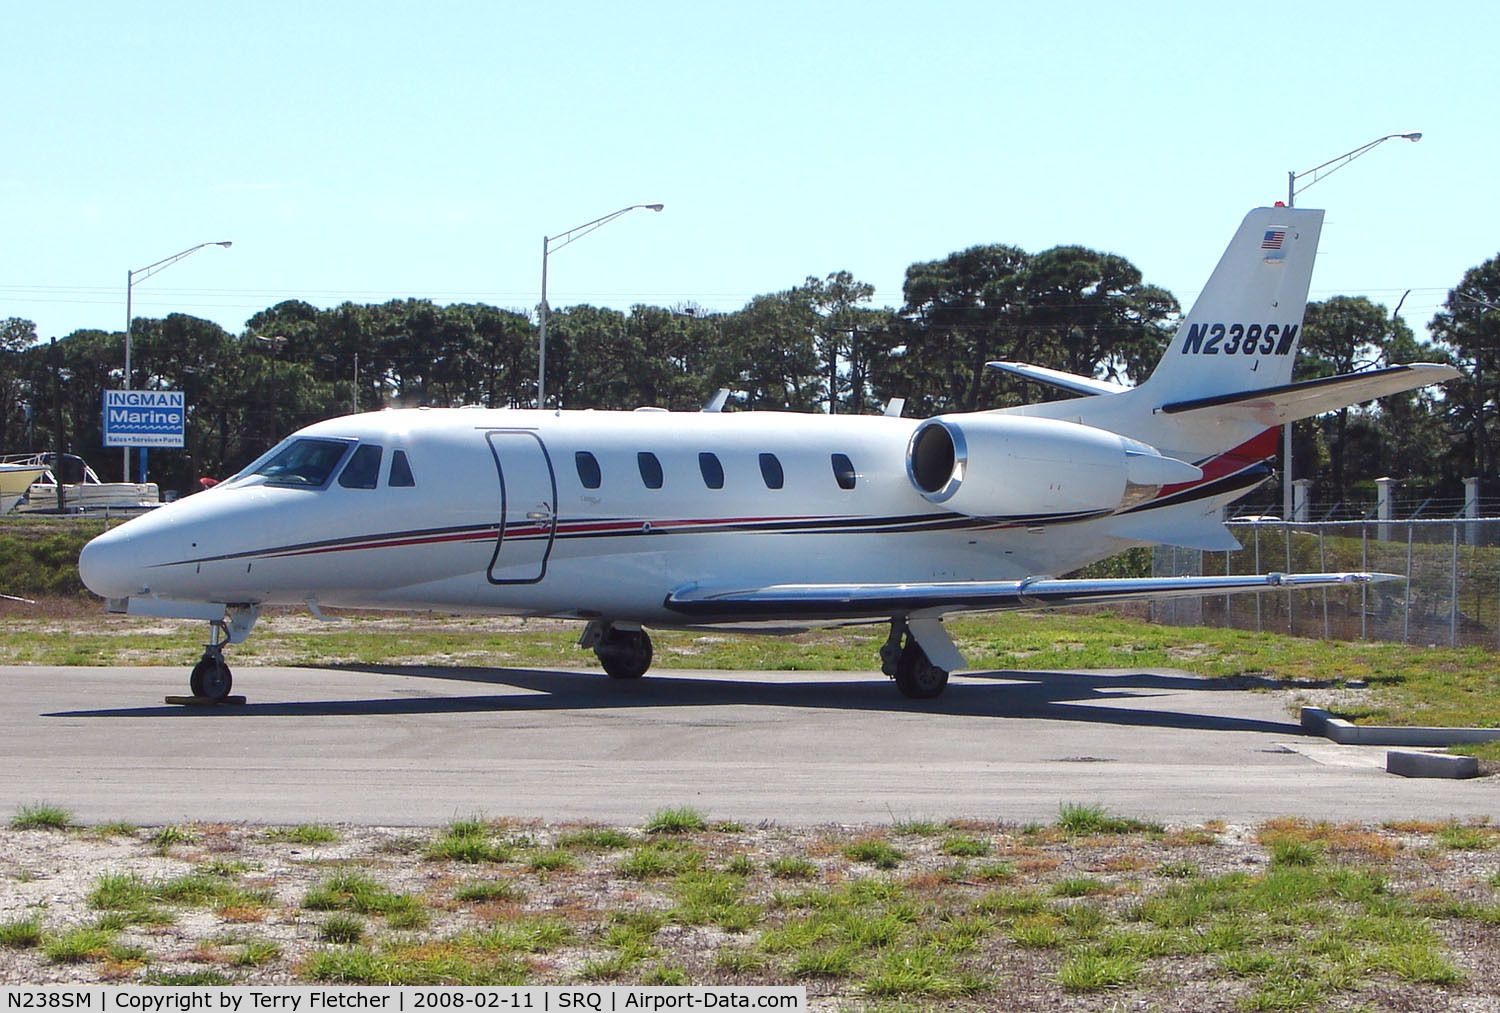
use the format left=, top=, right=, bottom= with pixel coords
left=103, top=390, right=185, bottom=448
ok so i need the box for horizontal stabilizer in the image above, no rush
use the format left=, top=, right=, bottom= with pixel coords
left=987, top=361, right=1131, bottom=397
left=1159, top=363, right=1459, bottom=425
left=666, top=571, right=1396, bottom=622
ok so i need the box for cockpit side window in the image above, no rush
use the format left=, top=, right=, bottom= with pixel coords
left=389, top=450, right=416, bottom=488
left=338, top=444, right=383, bottom=489
left=251, top=438, right=351, bottom=488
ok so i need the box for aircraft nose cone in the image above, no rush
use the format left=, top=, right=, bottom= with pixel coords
left=78, top=526, right=140, bottom=600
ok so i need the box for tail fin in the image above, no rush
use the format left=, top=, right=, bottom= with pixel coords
left=1135, top=206, right=1323, bottom=403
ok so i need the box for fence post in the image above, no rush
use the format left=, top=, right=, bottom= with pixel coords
left=1378, top=478, right=1398, bottom=543
left=1254, top=525, right=1263, bottom=633
left=1464, top=477, right=1480, bottom=548
left=1451, top=525, right=1460, bottom=648
left=1361, top=524, right=1369, bottom=642
left=1284, top=521, right=1294, bottom=634
left=1319, top=528, right=1329, bottom=639
left=1404, top=524, right=1414, bottom=645
left=1293, top=479, right=1313, bottom=523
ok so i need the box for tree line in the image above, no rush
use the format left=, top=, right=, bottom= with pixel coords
left=2, top=240, right=1497, bottom=510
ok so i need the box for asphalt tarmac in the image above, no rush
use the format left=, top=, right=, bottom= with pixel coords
left=0, top=664, right=1492, bottom=827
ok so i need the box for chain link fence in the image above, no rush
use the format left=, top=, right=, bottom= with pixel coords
left=1151, top=520, right=1500, bottom=649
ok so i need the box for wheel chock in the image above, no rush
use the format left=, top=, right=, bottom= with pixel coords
left=164, top=695, right=248, bottom=707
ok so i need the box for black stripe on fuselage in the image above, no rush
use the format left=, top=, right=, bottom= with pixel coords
left=146, top=507, right=1113, bottom=570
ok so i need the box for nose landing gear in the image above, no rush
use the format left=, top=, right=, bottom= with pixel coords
left=189, top=645, right=233, bottom=700
left=169, top=605, right=259, bottom=706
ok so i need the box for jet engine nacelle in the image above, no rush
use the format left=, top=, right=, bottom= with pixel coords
left=905, top=414, right=1202, bottom=519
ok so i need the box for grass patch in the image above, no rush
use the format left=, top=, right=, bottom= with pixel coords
left=0, top=918, right=43, bottom=948
left=473, top=917, right=573, bottom=954
left=844, top=838, right=906, bottom=869
left=939, top=835, right=990, bottom=857
left=43, top=927, right=116, bottom=963
left=265, top=824, right=341, bottom=845
left=769, top=857, right=818, bottom=880
left=1055, top=948, right=1141, bottom=991
left=303, top=943, right=527, bottom=985
left=1437, top=823, right=1498, bottom=851
left=643, top=806, right=708, bottom=835
left=318, top=914, right=366, bottom=944
left=556, top=827, right=634, bottom=851
left=1055, top=802, right=1161, bottom=837
left=426, top=821, right=514, bottom=864
left=150, top=825, right=200, bottom=849
left=616, top=840, right=702, bottom=880
left=303, top=870, right=428, bottom=927
left=453, top=880, right=523, bottom=904
left=230, top=938, right=282, bottom=967
left=88, top=871, right=268, bottom=918
left=862, top=944, right=981, bottom=997
left=10, top=803, right=74, bottom=830
left=527, top=849, right=576, bottom=873
left=671, top=871, right=762, bottom=931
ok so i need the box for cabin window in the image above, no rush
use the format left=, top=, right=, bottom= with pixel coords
left=251, top=438, right=350, bottom=488
left=389, top=450, right=416, bottom=488
left=575, top=451, right=602, bottom=489
left=831, top=453, right=857, bottom=490
left=759, top=453, right=784, bottom=490
left=698, top=452, right=724, bottom=490
left=637, top=452, right=663, bottom=490
left=338, top=444, right=383, bottom=489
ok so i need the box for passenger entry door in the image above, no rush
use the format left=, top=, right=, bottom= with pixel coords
left=486, top=430, right=558, bottom=584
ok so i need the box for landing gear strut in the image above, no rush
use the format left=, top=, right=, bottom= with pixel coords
left=173, top=605, right=259, bottom=705
left=880, top=618, right=950, bottom=699
left=188, top=621, right=234, bottom=701
left=580, top=621, right=654, bottom=680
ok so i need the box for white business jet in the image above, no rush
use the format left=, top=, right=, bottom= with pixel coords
left=79, top=206, right=1457, bottom=702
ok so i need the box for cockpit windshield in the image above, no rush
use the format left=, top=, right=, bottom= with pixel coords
left=248, top=438, right=352, bottom=488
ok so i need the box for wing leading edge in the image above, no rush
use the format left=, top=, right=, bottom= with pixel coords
left=665, top=571, right=1396, bottom=622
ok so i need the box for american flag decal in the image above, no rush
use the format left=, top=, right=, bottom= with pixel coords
left=1261, top=229, right=1287, bottom=250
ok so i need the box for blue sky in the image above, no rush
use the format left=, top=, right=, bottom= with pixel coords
left=4, top=0, right=1496, bottom=346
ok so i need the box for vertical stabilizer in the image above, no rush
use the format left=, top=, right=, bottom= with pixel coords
left=1136, top=206, right=1323, bottom=403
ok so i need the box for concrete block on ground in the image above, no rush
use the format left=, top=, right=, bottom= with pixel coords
left=1386, top=750, right=1480, bottom=779
left=1301, top=707, right=1500, bottom=747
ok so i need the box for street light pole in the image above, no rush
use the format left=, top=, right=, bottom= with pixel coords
left=1287, top=132, right=1421, bottom=208
left=255, top=334, right=287, bottom=447
left=1279, top=132, right=1420, bottom=519
left=123, top=240, right=232, bottom=481
left=537, top=204, right=663, bottom=408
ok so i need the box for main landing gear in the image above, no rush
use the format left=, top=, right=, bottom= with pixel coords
left=880, top=618, right=951, bottom=699
left=580, top=620, right=654, bottom=680
left=576, top=616, right=956, bottom=700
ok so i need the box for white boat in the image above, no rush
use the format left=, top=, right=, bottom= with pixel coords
left=0, top=463, right=48, bottom=515
left=0, top=454, right=160, bottom=514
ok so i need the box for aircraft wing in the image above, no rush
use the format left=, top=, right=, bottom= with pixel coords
left=664, top=571, right=1396, bottom=622
left=1159, top=363, right=1459, bottom=426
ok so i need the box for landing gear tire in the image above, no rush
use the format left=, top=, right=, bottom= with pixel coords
left=893, top=639, right=949, bottom=699
left=596, top=629, right=653, bottom=680
left=189, top=651, right=233, bottom=701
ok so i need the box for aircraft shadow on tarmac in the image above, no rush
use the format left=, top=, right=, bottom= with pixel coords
left=48, top=666, right=1301, bottom=736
